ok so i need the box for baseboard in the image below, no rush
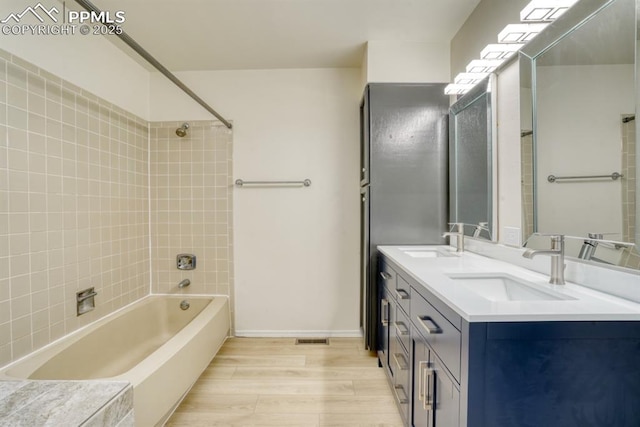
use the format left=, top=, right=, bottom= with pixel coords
left=233, top=330, right=363, bottom=338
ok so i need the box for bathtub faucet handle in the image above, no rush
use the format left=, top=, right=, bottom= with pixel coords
left=178, top=279, right=191, bottom=288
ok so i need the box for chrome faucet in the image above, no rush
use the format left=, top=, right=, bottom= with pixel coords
left=578, top=233, right=603, bottom=260
left=522, top=234, right=565, bottom=285
left=443, top=223, right=465, bottom=253
left=178, top=279, right=191, bottom=288
left=473, top=222, right=491, bottom=239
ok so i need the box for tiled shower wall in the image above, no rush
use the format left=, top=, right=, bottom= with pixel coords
left=620, top=116, right=639, bottom=269
left=520, top=133, right=534, bottom=239
left=0, top=50, right=150, bottom=366
left=0, top=51, right=235, bottom=368
left=149, top=121, right=234, bottom=300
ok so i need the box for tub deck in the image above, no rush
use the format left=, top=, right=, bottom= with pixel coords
left=0, top=380, right=133, bottom=427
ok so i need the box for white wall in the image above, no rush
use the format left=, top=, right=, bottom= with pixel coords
left=536, top=64, right=634, bottom=251
left=149, top=68, right=362, bottom=336
left=0, top=0, right=150, bottom=118
left=365, top=41, right=450, bottom=83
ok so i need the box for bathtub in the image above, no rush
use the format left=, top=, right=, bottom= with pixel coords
left=1, top=295, right=230, bottom=426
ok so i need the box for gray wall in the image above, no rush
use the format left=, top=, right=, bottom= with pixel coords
left=450, top=0, right=529, bottom=80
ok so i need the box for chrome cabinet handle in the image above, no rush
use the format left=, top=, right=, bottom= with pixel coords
left=381, top=299, right=389, bottom=326
left=392, top=353, right=408, bottom=371
left=393, top=385, right=409, bottom=405
left=417, top=316, right=442, bottom=334
left=418, top=360, right=428, bottom=403
left=395, top=289, right=410, bottom=300
left=379, top=271, right=392, bottom=280
left=424, top=366, right=435, bottom=411
left=394, top=321, right=409, bottom=336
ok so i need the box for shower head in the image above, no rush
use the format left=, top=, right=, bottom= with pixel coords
left=176, top=123, right=189, bottom=137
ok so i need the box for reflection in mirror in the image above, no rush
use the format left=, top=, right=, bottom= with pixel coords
left=520, top=0, right=639, bottom=270
left=449, top=76, right=496, bottom=241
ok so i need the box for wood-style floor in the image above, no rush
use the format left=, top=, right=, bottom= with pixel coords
left=166, top=337, right=404, bottom=426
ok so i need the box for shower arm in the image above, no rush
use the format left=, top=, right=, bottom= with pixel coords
left=72, top=0, right=233, bottom=130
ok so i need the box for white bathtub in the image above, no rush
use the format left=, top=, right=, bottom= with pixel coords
left=1, top=295, right=230, bottom=426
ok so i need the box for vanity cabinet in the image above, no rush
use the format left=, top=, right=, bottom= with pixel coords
left=378, top=253, right=640, bottom=427
left=412, top=336, right=460, bottom=427
left=378, top=260, right=411, bottom=424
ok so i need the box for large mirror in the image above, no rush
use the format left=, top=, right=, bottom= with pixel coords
left=450, top=76, right=497, bottom=241
left=520, top=0, right=639, bottom=270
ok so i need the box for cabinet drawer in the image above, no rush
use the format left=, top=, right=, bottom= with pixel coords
left=393, top=304, right=411, bottom=354
left=391, top=337, right=410, bottom=423
left=395, top=275, right=411, bottom=315
left=379, top=264, right=397, bottom=293
left=411, top=288, right=461, bottom=382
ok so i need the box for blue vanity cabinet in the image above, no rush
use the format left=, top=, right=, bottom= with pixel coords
left=412, top=334, right=461, bottom=427
left=378, top=262, right=397, bottom=373
left=391, top=303, right=411, bottom=423
left=379, top=280, right=392, bottom=372
left=379, top=257, right=412, bottom=424
left=411, top=280, right=461, bottom=427
left=461, top=321, right=640, bottom=427
left=378, top=253, right=640, bottom=427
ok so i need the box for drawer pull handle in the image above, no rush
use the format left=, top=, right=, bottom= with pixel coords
left=392, top=352, right=408, bottom=371
left=394, top=321, right=409, bottom=336
left=381, top=299, right=389, bottom=326
left=417, top=316, right=442, bottom=334
left=393, top=385, right=409, bottom=405
left=379, top=271, right=392, bottom=280
left=395, top=289, right=410, bottom=300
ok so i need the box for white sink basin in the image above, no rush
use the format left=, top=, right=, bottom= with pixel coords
left=446, top=273, right=575, bottom=302
left=399, top=247, right=456, bottom=258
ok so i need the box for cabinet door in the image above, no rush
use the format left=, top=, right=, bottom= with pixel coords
left=432, top=353, right=460, bottom=427
left=413, top=338, right=460, bottom=427
left=412, top=338, right=432, bottom=427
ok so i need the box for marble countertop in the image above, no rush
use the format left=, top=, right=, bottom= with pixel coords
left=0, top=380, right=133, bottom=427
left=379, top=245, right=640, bottom=322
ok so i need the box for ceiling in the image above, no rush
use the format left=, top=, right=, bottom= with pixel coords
left=90, top=0, right=481, bottom=71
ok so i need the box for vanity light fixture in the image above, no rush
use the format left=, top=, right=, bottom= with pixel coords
left=454, top=72, right=489, bottom=85
left=480, top=43, right=524, bottom=60
left=498, top=23, right=548, bottom=43
left=466, top=59, right=504, bottom=73
left=520, top=0, right=579, bottom=22
left=444, top=83, right=475, bottom=95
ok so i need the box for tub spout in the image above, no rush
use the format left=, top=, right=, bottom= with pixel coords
left=178, top=279, right=191, bottom=288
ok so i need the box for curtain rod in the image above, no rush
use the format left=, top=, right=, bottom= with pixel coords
left=73, top=0, right=233, bottom=129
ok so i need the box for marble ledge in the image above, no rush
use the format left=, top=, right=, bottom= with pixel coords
left=0, top=380, right=133, bottom=427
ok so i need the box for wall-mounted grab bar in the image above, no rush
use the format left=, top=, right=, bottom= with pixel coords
left=235, top=179, right=312, bottom=188
left=73, top=0, right=232, bottom=129
left=547, top=172, right=623, bottom=183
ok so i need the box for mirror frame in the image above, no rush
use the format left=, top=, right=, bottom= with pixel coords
left=449, top=75, right=498, bottom=241
left=519, top=0, right=639, bottom=267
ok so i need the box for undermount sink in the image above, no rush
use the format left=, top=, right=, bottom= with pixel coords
left=446, top=273, right=575, bottom=302
left=399, top=247, right=455, bottom=258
